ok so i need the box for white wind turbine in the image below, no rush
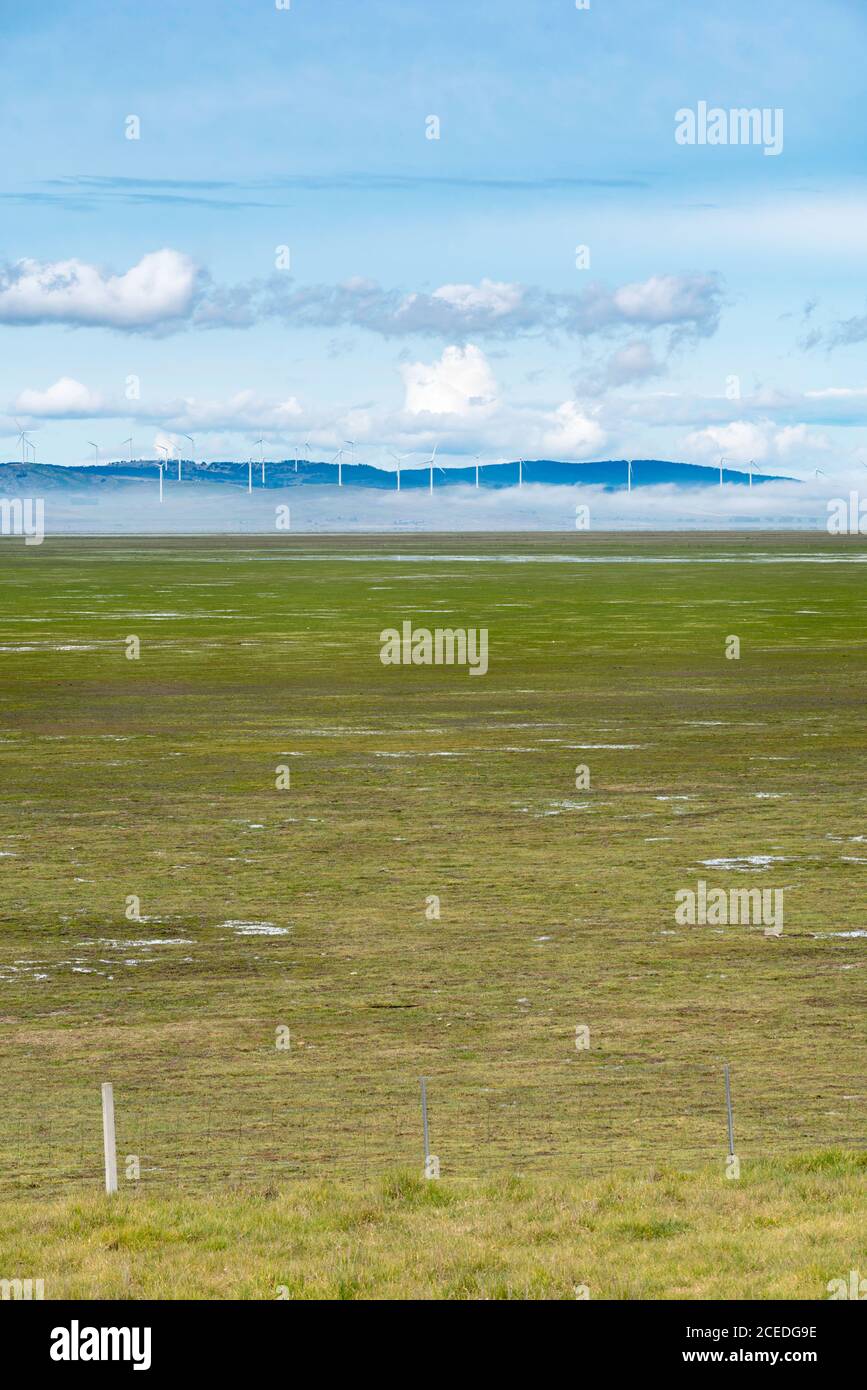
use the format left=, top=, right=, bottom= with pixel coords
left=14, top=420, right=32, bottom=465
left=122, top=437, right=133, bottom=463
left=748, top=458, right=755, bottom=489
left=183, top=435, right=195, bottom=478
left=247, top=457, right=254, bottom=494
left=627, top=459, right=633, bottom=493
left=344, top=439, right=356, bottom=480
left=389, top=450, right=412, bottom=492
left=156, top=444, right=168, bottom=502
left=474, top=454, right=482, bottom=488
left=425, top=443, right=438, bottom=494
left=518, top=457, right=525, bottom=489
left=255, top=436, right=265, bottom=485
left=303, top=435, right=311, bottom=472
left=719, top=456, right=725, bottom=488
left=331, top=447, right=345, bottom=486
left=87, top=440, right=100, bottom=466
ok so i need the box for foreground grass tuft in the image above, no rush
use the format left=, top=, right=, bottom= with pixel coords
left=0, top=1153, right=863, bottom=1300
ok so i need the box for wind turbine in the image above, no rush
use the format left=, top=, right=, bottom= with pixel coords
left=719, top=456, right=725, bottom=488
left=748, top=458, right=755, bottom=489
left=344, top=439, right=356, bottom=480
left=474, top=454, right=482, bottom=488
left=87, top=440, right=100, bottom=467
left=156, top=444, right=168, bottom=503
left=389, top=450, right=411, bottom=492
left=14, top=420, right=32, bottom=465
left=183, top=435, right=195, bottom=478
left=331, top=447, right=345, bottom=487
left=303, top=435, right=311, bottom=472
left=627, top=459, right=633, bottom=493
left=425, top=443, right=438, bottom=495
left=517, top=457, right=524, bottom=489
left=247, top=457, right=254, bottom=494
left=255, top=436, right=265, bottom=485
left=122, top=437, right=133, bottom=464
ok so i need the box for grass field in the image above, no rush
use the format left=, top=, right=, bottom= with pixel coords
left=0, top=532, right=864, bottom=1298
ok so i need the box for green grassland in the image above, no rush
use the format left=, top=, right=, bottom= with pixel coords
left=0, top=532, right=864, bottom=1298
left=1, top=1154, right=864, bottom=1300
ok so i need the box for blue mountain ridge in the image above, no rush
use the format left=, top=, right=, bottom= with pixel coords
left=0, top=458, right=790, bottom=490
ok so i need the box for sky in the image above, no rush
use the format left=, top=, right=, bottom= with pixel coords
left=2, top=0, right=867, bottom=491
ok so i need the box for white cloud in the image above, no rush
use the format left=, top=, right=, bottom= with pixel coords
left=684, top=420, right=770, bottom=463
left=14, top=376, right=104, bottom=417
left=540, top=401, right=606, bottom=457
left=775, top=423, right=831, bottom=457
left=612, top=274, right=716, bottom=325
left=431, top=279, right=524, bottom=317
left=0, top=249, right=198, bottom=330
left=684, top=418, right=833, bottom=467
left=402, top=344, right=499, bottom=416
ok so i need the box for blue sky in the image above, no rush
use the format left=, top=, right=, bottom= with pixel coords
left=2, top=0, right=867, bottom=479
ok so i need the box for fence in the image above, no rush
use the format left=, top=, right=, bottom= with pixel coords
left=1, top=1058, right=863, bottom=1195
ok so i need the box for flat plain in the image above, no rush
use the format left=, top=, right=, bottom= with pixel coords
left=0, top=532, right=864, bottom=1297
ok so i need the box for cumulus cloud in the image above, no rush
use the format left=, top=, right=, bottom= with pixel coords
left=13, top=376, right=105, bottom=417
left=402, top=344, right=499, bottom=415
left=540, top=401, right=606, bottom=457
left=684, top=418, right=832, bottom=466
left=0, top=250, right=199, bottom=330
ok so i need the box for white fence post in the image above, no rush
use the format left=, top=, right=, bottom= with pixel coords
left=101, top=1083, right=118, bottom=1195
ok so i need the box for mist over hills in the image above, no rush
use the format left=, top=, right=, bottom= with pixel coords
left=0, top=458, right=788, bottom=492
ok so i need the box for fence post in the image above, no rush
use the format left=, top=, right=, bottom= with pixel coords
left=101, top=1083, right=118, bottom=1195
left=724, top=1064, right=735, bottom=1157
left=420, top=1077, right=430, bottom=1164
left=420, top=1077, right=439, bottom=1179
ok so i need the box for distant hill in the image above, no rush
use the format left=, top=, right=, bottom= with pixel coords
left=0, top=457, right=790, bottom=492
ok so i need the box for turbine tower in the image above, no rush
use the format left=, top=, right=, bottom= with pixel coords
left=156, top=444, right=168, bottom=503
left=389, top=450, right=411, bottom=492
left=627, top=459, right=633, bottom=493
left=14, top=420, right=31, bottom=465
left=183, top=435, right=195, bottom=478
left=748, top=458, right=754, bottom=489
left=255, top=436, right=265, bottom=485
left=122, top=437, right=133, bottom=464
left=331, top=447, right=345, bottom=486
left=426, top=443, right=438, bottom=495
left=87, top=440, right=100, bottom=466
left=719, top=456, right=725, bottom=488
left=474, top=454, right=482, bottom=488
left=344, top=439, right=356, bottom=482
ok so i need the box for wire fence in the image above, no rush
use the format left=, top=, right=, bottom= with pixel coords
left=1, top=1057, right=863, bottom=1195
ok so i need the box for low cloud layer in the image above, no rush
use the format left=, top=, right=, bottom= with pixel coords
left=19, top=470, right=867, bottom=536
